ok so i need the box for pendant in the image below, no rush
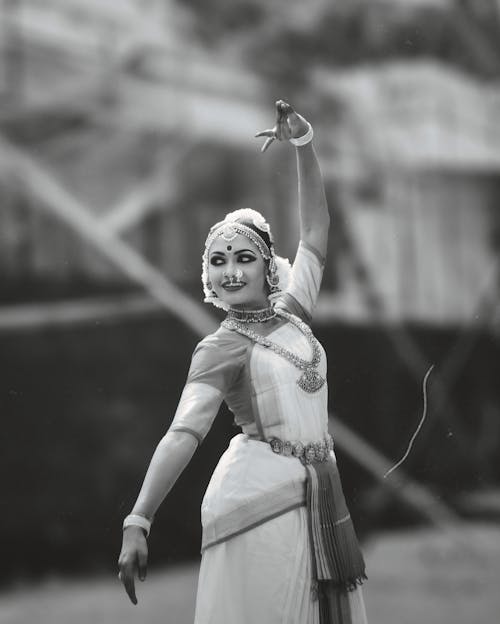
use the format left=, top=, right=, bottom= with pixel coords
left=221, top=224, right=238, bottom=242
left=297, top=368, right=325, bottom=393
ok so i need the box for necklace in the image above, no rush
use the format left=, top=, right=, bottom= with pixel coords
left=226, top=306, right=276, bottom=323
left=222, top=310, right=325, bottom=393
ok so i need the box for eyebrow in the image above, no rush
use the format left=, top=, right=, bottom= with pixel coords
left=210, top=249, right=257, bottom=256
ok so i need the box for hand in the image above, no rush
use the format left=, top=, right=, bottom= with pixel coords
left=117, top=526, right=148, bottom=605
left=255, top=100, right=310, bottom=152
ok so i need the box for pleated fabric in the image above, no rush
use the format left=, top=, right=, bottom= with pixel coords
left=193, top=507, right=367, bottom=624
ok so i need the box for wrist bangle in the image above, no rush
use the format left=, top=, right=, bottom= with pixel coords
left=289, top=122, right=313, bottom=147
left=123, top=514, right=152, bottom=537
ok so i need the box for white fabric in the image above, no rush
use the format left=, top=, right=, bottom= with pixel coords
left=245, top=321, right=328, bottom=443
left=276, top=242, right=324, bottom=320
left=195, top=507, right=318, bottom=624
left=194, top=506, right=367, bottom=624
left=187, top=240, right=368, bottom=623
left=170, top=382, right=223, bottom=442
left=200, top=435, right=313, bottom=547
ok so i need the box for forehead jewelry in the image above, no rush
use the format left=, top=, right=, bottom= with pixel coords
left=205, top=222, right=272, bottom=261
left=221, top=224, right=239, bottom=242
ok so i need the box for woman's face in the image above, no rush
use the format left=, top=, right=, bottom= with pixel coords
left=208, top=233, right=268, bottom=309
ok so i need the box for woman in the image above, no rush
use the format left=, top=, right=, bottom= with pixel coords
left=118, top=100, right=368, bottom=624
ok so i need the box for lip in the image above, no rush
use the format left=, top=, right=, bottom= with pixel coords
left=222, top=282, right=245, bottom=291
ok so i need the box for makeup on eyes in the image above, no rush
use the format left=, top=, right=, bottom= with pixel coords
left=209, top=249, right=257, bottom=265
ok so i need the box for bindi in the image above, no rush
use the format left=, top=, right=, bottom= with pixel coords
left=227, top=245, right=232, bottom=251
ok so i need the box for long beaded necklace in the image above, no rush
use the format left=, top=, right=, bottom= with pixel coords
left=222, top=309, right=325, bottom=393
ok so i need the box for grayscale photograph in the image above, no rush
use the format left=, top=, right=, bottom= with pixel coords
left=1, top=1, right=500, bottom=623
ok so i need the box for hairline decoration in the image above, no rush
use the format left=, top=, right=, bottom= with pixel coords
left=205, top=222, right=272, bottom=261
left=201, top=209, right=290, bottom=311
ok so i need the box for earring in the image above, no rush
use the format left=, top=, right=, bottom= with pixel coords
left=266, top=273, right=280, bottom=292
left=266, top=257, right=280, bottom=294
left=206, top=281, right=218, bottom=298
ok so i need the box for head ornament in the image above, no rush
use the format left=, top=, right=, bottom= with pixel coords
left=201, top=209, right=291, bottom=311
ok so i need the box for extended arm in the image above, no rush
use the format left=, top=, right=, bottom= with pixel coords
left=118, top=431, right=197, bottom=605
left=131, top=430, right=198, bottom=519
left=118, top=375, right=224, bottom=605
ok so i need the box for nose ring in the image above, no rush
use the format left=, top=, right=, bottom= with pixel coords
left=224, top=268, right=243, bottom=280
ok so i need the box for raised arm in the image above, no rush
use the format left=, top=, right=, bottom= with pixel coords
left=256, top=100, right=329, bottom=260
left=295, top=139, right=329, bottom=260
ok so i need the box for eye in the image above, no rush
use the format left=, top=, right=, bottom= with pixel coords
left=209, top=256, right=225, bottom=266
left=238, top=254, right=257, bottom=263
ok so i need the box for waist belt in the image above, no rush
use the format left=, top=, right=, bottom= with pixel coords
left=268, top=434, right=334, bottom=465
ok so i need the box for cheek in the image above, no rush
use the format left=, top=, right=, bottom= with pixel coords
left=247, top=263, right=266, bottom=286
left=207, top=265, right=223, bottom=286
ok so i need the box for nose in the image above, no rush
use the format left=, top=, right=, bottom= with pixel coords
left=223, top=267, right=243, bottom=280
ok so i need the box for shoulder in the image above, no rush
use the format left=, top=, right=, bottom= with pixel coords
left=274, top=240, right=325, bottom=324
left=192, top=325, right=249, bottom=363
left=187, top=325, right=248, bottom=389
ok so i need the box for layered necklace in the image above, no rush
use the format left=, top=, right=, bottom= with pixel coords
left=222, top=309, right=325, bottom=393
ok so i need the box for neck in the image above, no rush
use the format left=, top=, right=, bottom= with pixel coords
left=227, top=305, right=276, bottom=323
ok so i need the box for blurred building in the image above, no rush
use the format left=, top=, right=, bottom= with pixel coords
left=315, top=61, right=500, bottom=327
left=1, top=0, right=499, bottom=333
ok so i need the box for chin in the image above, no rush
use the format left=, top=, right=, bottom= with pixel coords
left=222, top=296, right=250, bottom=309
left=221, top=293, right=267, bottom=310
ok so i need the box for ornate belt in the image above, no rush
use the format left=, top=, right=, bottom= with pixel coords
left=268, top=434, right=334, bottom=465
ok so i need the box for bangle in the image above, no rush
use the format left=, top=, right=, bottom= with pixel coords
left=289, top=122, right=313, bottom=147
left=123, top=513, right=152, bottom=537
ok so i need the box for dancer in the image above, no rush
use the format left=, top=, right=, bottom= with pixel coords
left=118, top=100, right=368, bottom=623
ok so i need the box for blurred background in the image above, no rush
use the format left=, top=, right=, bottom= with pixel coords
left=1, top=0, right=500, bottom=622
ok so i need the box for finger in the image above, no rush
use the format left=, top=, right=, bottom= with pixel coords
left=137, top=551, right=148, bottom=582
left=275, top=100, right=294, bottom=119
left=278, top=117, right=292, bottom=141
left=276, top=101, right=294, bottom=141
left=254, top=129, right=276, bottom=138
left=276, top=115, right=293, bottom=141
left=275, top=117, right=284, bottom=141
left=123, top=573, right=138, bottom=605
left=261, top=136, right=275, bottom=152
left=274, top=103, right=286, bottom=140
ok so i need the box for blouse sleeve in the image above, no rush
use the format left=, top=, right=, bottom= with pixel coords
left=169, top=333, right=244, bottom=445
left=274, top=239, right=325, bottom=324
